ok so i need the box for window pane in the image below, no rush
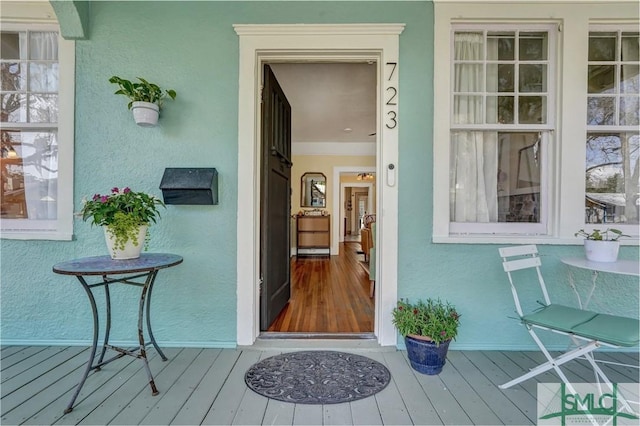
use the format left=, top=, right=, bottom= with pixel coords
left=451, top=131, right=541, bottom=223
left=487, top=64, right=514, bottom=92
left=486, top=96, right=514, bottom=124
left=0, top=32, right=21, bottom=60
left=1, top=93, right=26, bottom=122
left=519, top=96, right=545, bottom=124
left=454, top=32, right=484, bottom=60
left=28, top=94, right=58, bottom=123
left=621, top=65, right=639, bottom=94
left=589, top=33, right=616, bottom=61
left=621, top=33, right=639, bottom=61
left=519, top=64, right=546, bottom=92
left=1, top=129, right=58, bottom=220
left=620, top=96, right=639, bottom=126
left=587, top=97, right=615, bottom=125
left=28, top=32, right=58, bottom=61
left=454, top=64, right=483, bottom=92
left=487, top=33, right=515, bottom=60
left=29, top=62, right=59, bottom=92
left=588, top=65, right=615, bottom=94
left=453, top=95, right=483, bottom=124
left=585, top=133, right=640, bottom=224
left=519, top=33, right=547, bottom=61
left=1, top=62, right=26, bottom=91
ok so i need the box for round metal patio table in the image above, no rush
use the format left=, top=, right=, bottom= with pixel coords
left=53, top=253, right=183, bottom=414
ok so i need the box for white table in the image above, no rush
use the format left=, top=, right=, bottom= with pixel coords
left=561, top=257, right=640, bottom=309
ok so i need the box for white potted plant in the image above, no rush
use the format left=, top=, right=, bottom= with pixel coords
left=109, top=76, right=177, bottom=127
left=575, top=228, right=629, bottom=262
left=79, top=187, right=165, bottom=259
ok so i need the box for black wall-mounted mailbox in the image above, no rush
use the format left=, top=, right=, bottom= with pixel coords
left=160, top=168, right=218, bottom=205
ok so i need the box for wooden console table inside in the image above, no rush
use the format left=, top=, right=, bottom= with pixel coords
left=297, top=215, right=330, bottom=257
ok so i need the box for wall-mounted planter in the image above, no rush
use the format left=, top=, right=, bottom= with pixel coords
left=131, top=101, right=160, bottom=127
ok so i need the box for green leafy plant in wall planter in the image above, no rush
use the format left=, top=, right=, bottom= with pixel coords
left=109, top=76, right=177, bottom=127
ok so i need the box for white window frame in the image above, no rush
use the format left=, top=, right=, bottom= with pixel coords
left=582, top=24, right=640, bottom=238
left=1, top=21, right=75, bottom=241
left=433, top=1, right=639, bottom=245
left=448, top=23, right=557, bottom=237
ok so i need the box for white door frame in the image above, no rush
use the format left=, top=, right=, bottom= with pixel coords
left=235, top=24, right=403, bottom=347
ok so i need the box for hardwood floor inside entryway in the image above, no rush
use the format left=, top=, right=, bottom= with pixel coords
left=267, top=242, right=374, bottom=333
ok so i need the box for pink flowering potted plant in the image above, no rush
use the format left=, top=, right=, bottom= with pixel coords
left=392, top=298, right=461, bottom=375
left=79, top=187, right=164, bottom=259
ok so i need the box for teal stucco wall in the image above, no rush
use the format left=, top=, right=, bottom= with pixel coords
left=1, top=1, right=638, bottom=350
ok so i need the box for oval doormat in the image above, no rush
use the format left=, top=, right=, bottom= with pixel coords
left=244, top=350, right=391, bottom=404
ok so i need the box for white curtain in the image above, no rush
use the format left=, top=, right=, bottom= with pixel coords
left=23, top=31, right=58, bottom=220
left=450, top=33, right=498, bottom=223
left=29, top=31, right=58, bottom=60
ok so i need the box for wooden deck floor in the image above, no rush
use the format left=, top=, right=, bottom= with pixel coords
left=1, top=343, right=638, bottom=425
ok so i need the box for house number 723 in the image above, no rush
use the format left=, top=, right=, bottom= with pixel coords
left=385, top=62, right=397, bottom=129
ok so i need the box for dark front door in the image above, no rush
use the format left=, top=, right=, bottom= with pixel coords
left=260, top=64, right=293, bottom=330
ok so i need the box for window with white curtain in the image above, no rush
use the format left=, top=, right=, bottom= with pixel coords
left=1, top=24, right=74, bottom=239
left=584, top=27, right=639, bottom=227
left=449, top=25, right=556, bottom=235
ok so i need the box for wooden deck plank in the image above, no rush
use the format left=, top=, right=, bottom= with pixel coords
left=262, top=399, right=295, bottom=425
left=1, top=346, right=85, bottom=396
left=1, top=345, right=36, bottom=362
left=400, top=351, right=473, bottom=425
left=349, top=395, right=383, bottom=425
left=1, top=346, right=637, bottom=426
left=171, top=349, right=242, bottom=426
left=200, top=350, right=262, bottom=425
left=0, top=347, right=88, bottom=417
left=1, top=345, right=24, bottom=356
left=436, top=351, right=503, bottom=425
left=360, top=351, right=412, bottom=426
left=323, top=403, right=352, bottom=425
left=0, top=346, right=49, bottom=372
left=25, top=352, right=143, bottom=426
left=467, top=351, right=537, bottom=423
left=76, top=348, right=183, bottom=426
left=108, top=348, right=202, bottom=425
left=231, top=350, right=279, bottom=426
left=4, top=356, right=98, bottom=426
left=381, top=350, right=441, bottom=425
left=139, top=348, right=222, bottom=425
left=1, top=346, right=67, bottom=383
left=448, top=351, right=532, bottom=426
left=292, top=404, right=323, bottom=425
left=231, top=388, right=269, bottom=425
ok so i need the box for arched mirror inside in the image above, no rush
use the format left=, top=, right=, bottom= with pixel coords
left=301, top=172, right=326, bottom=208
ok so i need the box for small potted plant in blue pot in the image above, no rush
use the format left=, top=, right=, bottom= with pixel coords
left=392, top=298, right=461, bottom=375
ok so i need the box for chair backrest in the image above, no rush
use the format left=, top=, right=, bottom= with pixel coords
left=499, top=245, right=551, bottom=317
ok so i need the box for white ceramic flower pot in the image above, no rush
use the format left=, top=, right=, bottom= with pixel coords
left=104, top=225, right=147, bottom=259
left=584, top=239, right=620, bottom=263
left=131, top=101, right=159, bottom=127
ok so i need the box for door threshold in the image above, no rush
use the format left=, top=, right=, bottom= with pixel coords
left=259, top=332, right=375, bottom=340
left=242, top=333, right=391, bottom=352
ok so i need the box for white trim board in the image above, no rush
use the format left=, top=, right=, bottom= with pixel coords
left=235, top=23, right=403, bottom=348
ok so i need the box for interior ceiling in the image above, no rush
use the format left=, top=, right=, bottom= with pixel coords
left=269, top=63, right=377, bottom=144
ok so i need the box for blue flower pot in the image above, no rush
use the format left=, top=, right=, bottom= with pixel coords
left=404, top=335, right=451, bottom=375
